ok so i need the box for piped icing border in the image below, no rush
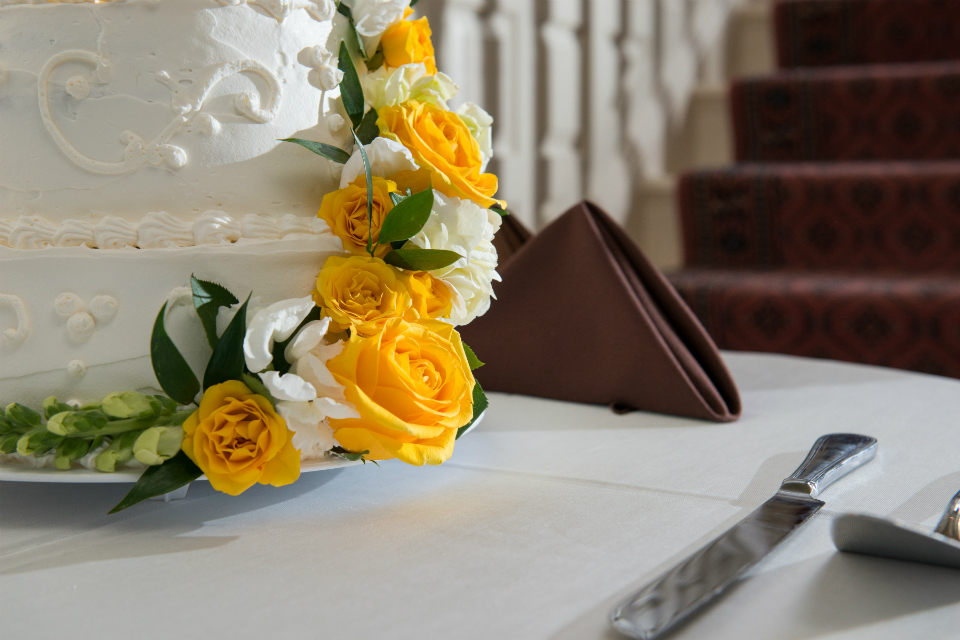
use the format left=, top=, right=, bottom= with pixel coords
left=0, top=211, right=334, bottom=250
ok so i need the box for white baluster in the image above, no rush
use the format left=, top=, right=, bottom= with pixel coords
left=622, top=0, right=667, bottom=179
left=585, top=0, right=630, bottom=223
left=442, top=0, right=488, bottom=109
left=658, top=0, right=697, bottom=124
left=488, top=0, right=537, bottom=230
left=539, top=0, right=583, bottom=224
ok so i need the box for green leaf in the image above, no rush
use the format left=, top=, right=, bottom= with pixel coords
left=151, top=302, right=201, bottom=406
left=355, top=108, right=380, bottom=146
left=109, top=450, right=203, bottom=513
left=271, top=306, right=323, bottom=375
left=17, top=429, right=62, bottom=457
left=203, top=295, right=250, bottom=390
left=330, top=446, right=379, bottom=466
left=0, top=433, right=20, bottom=454
left=457, top=382, right=488, bottom=440
left=383, top=248, right=462, bottom=271
left=191, top=276, right=239, bottom=350
left=410, top=0, right=420, bottom=6
left=338, top=41, right=365, bottom=129
left=352, top=129, right=375, bottom=256
left=377, top=188, right=434, bottom=246
left=462, top=343, right=484, bottom=370
left=154, top=395, right=179, bottom=415
left=241, top=373, right=277, bottom=409
left=0, top=413, right=31, bottom=436
left=54, top=438, right=91, bottom=470
left=280, top=138, right=352, bottom=164
left=490, top=205, right=511, bottom=217
left=5, top=403, right=41, bottom=430
left=365, top=48, right=385, bottom=72
left=336, top=1, right=352, bottom=19
left=389, top=192, right=408, bottom=207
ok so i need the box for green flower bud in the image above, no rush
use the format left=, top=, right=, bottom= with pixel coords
left=0, top=433, right=21, bottom=454
left=46, top=410, right=108, bottom=436
left=16, top=429, right=62, bottom=457
left=153, top=395, right=179, bottom=415
left=42, top=397, right=73, bottom=420
left=5, top=403, right=41, bottom=430
left=54, top=438, right=92, bottom=470
left=94, top=431, right=141, bottom=472
left=101, top=392, right=162, bottom=420
left=133, top=426, right=184, bottom=466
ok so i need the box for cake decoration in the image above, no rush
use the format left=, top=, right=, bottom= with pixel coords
left=1, top=0, right=505, bottom=514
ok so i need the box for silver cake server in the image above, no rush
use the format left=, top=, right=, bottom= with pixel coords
left=831, top=489, right=960, bottom=570
left=610, top=433, right=878, bottom=640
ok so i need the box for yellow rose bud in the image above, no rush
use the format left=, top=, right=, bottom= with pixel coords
left=380, top=11, right=437, bottom=75
left=377, top=100, right=505, bottom=209
left=327, top=317, right=475, bottom=465
left=318, top=177, right=398, bottom=258
left=313, top=255, right=412, bottom=336
left=405, top=270, right=453, bottom=320
left=182, top=381, right=300, bottom=496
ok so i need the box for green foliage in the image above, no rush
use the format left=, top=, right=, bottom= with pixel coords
left=110, top=450, right=203, bottom=513
left=191, top=276, right=239, bottom=350
left=355, top=108, right=380, bottom=146
left=365, top=48, right=385, bottom=72
left=463, top=343, right=485, bottom=370
left=54, top=438, right=92, bottom=471
left=203, top=295, right=250, bottom=390
left=457, top=382, right=488, bottom=440
left=241, top=373, right=277, bottom=409
left=95, top=430, right=143, bottom=473
left=490, top=205, right=511, bottom=217
left=352, top=129, right=376, bottom=256
left=151, top=302, right=201, bottom=406
left=377, top=188, right=434, bottom=246
left=383, top=248, right=462, bottom=271
left=280, top=138, right=352, bottom=164
left=5, top=403, right=41, bottom=430
left=17, top=429, right=63, bottom=457
left=330, top=446, right=378, bottom=466
left=338, top=41, right=365, bottom=128
left=0, top=433, right=20, bottom=454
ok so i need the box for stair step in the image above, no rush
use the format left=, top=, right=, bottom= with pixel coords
left=776, top=0, right=960, bottom=68
left=732, top=61, right=960, bottom=162
left=679, top=161, right=960, bottom=272
left=669, top=269, right=960, bottom=378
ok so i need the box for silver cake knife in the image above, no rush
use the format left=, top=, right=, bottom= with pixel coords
left=610, top=433, right=878, bottom=640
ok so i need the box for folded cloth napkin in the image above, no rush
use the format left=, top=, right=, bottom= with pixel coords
left=460, top=201, right=742, bottom=422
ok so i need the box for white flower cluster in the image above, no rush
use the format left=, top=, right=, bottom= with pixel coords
left=408, top=191, right=502, bottom=326
left=220, top=297, right=361, bottom=460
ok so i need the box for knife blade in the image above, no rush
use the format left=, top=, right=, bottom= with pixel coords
left=610, top=433, right=878, bottom=640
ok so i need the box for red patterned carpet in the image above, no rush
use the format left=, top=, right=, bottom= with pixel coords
left=668, top=0, right=960, bottom=379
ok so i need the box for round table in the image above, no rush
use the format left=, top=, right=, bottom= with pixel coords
left=2, top=353, right=959, bottom=639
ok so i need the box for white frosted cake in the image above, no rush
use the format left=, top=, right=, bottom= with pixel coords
left=0, top=0, right=352, bottom=407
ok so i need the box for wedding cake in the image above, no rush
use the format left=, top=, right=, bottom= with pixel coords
left=1, top=0, right=350, bottom=407
left=2, top=0, right=504, bottom=504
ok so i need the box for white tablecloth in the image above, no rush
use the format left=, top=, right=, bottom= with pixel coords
left=2, top=353, right=959, bottom=639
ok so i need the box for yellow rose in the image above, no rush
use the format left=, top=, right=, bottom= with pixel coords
left=327, top=317, right=475, bottom=465
left=318, top=177, right=398, bottom=257
left=380, top=10, right=437, bottom=75
left=405, top=270, right=453, bottom=320
left=377, top=100, right=504, bottom=209
left=314, top=255, right=412, bottom=335
left=182, top=381, right=300, bottom=496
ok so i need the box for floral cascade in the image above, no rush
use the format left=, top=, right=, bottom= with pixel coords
left=0, top=0, right=503, bottom=512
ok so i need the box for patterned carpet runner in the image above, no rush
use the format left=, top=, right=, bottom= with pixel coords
left=669, top=0, right=960, bottom=378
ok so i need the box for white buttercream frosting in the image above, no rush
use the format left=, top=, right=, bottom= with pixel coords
left=93, top=216, right=139, bottom=250
left=0, top=1, right=344, bottom=224
left=138, top=212, right=194, bottom=249
left=194, top=210, right=242, bottom=245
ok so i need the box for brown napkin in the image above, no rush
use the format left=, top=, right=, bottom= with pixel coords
left=461, top=201, right=742, bottom=422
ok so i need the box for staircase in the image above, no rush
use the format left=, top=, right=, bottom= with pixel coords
left=668, top=0, right=960, bottom=378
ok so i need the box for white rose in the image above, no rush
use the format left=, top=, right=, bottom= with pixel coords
left=339, top=136, right=419, bottom=188
left=363, top=63, right=459, bottom=111
left=406, top=191, right=502, bottom=325
left=350, top=0, right=410, bottom=37
left=455, top=102, right=494, bottom=172
left=242, top=297, right=316, bottom=373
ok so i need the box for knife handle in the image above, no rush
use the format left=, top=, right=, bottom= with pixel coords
left=779, top=434, right=877, bottom=499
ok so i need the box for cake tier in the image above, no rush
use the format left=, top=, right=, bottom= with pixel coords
left=0, top=236, right=345, bottom=408
left=0, top=0, right=347, bottom=224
